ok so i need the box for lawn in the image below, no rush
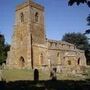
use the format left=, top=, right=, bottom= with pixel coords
left=2, top=69, right=33, bottom=81
left=0, top=69, right=89, bottom=82
left=86, top=66, right=90, bottom=80
left=1, top=69, right=50, bottom=82
left=0, top=68, right=90, bottom=90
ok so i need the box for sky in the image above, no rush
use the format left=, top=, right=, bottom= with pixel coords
left=0, top=0, right=90, bottom=44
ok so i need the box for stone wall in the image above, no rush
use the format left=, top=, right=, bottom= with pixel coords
left=32, top=44, right=48, bottom=68
left=47, top=39, right=86, bottom=73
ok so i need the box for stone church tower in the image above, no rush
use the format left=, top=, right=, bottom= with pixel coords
left=7, top=0, right=46, bottom=69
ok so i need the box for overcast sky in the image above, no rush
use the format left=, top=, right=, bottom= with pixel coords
left=0, top=0, right=90, bottom=44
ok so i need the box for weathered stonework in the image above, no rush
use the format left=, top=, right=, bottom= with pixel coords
left=6, top=0, right=86, bottom=74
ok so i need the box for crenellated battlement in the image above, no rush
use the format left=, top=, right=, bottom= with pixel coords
left=47, top=39, right=76, bottom=50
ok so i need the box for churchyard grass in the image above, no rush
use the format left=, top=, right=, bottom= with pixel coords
left=1, top=69, right=50, bottom=82
left=0, top=67, right=90, bottom=82
left=2, top=69, right=34, bottom=82
left=86, top=66, right=90, bottom=80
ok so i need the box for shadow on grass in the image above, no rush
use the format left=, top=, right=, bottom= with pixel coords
left=0, top=79, right=90, bottom=90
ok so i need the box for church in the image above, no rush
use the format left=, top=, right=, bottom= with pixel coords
left=6, top=0, right=86, bottom=74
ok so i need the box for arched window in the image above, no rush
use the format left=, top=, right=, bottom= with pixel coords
left=35, top=12, right=38, bottom=22
left=78, top=58, right=80, bottom=65
left=57, top=52, right=59, bottom=57
left=68, top=60, right=71, bottom=65
left=57, top=52, right=61, bottom=64
left=20, top=12, right=24, bottom=22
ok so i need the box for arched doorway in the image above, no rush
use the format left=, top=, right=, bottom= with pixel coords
left=19, top=56, right=25, bottom=68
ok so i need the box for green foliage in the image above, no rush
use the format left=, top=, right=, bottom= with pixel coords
left=84, top=29, right=90, bottom=34
left=68, top=0, right=90, bottom=7
left=0, top=33, right=10, bottom=65
left=62, top=32, right=89, bottom=50
left=87, top=14, right=90, bottom=26
left=85, top=50, right=90, bottom=65
left=0, top=34, right=5, bottom=64
left=4, top=44, right=10, bottom=57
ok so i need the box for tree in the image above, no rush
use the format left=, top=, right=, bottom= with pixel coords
left=83, top=14, right=90, bottom=65
left=87, top=14, right=90, bottom=26
left=68, top=1, right=90, bottom=64
left=62, top=32, right=89, bottom=50
left=0, top=34, right=5, bottom=64
left=4, top=44, right=10, bottom=58
left=0, top=33, right=10, bottom=65
left=68, top=0, right=90, bottom=7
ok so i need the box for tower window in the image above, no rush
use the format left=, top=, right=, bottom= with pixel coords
left=78, top=58, right=80, bottom=65
left=20, top=12, right=24, bottom=22
left=35, top=12, right=39, bottom=22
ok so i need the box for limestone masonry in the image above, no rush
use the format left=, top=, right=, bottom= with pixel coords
left=6, top=0, right=86, bottom=74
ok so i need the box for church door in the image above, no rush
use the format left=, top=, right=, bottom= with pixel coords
left=19, top=56, right=25, bottom=68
